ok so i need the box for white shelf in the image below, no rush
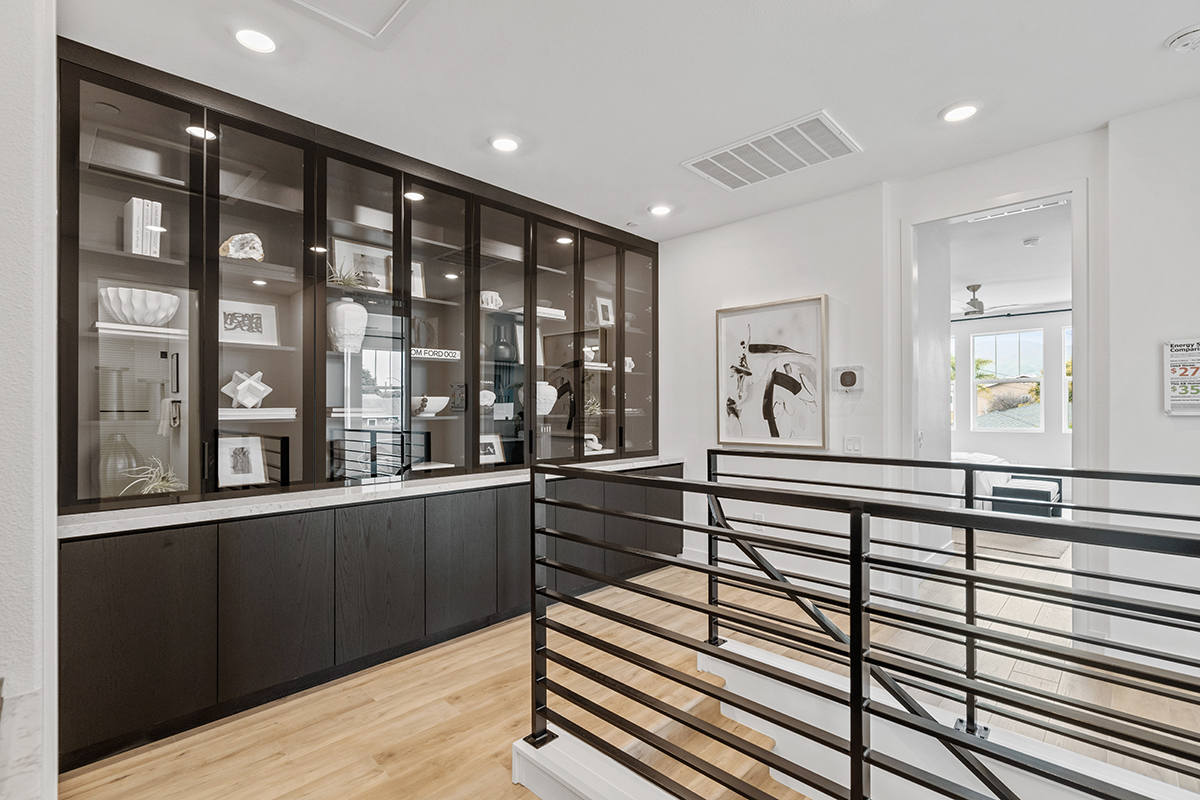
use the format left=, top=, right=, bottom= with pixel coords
left=219, top=407, right=297, bottom=422
left=584, top=363, right=612, bottom=372
left=412, top=414, right=461, bottom=421
left=95, top=321, right=188, bottom=340
left=410, top=460, right=456, bottom=472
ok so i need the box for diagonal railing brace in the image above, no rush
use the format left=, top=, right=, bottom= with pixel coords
left=708, top=495, right=1020, bottom=800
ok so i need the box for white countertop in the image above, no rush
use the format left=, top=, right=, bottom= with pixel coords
left=57, top=457, right=685, bottom=540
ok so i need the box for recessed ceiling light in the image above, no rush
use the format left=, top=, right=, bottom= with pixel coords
left=1166, top=25, right=1200, bottom=52
left=444, top=272, right=459, bottom=280
left=940, top=103, right=978, bottom=122
left=1022, top=237, right=1041, bottom=247
left=627, top=222, right=639, bottom=228
left=404, top=191, right=425, bottom=201
left=649, top=205, right=672, bottom=216
left=252, top=280, right=267, bottom=286
left=94, top=101, right=120, bottom=115
left=235, top=29, right=276, bottom=53
left=186, top=126, right=216, bottom=141
left=556, top=236, right=573, bottom=244
left=310, top=245, right=327, bottom=253
left=490, top=136, right=520, bottom=152
left=145, top=225, right=167, bottom=233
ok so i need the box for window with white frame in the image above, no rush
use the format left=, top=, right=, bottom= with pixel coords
left=950, top=336, right=956, bottom=430
left=1064, top=327, right=1072, bottom=432
left=972, top=330, right=1043, bottom=430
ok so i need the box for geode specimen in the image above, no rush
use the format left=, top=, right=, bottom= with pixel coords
left=219, top=232, right=265, bottom=261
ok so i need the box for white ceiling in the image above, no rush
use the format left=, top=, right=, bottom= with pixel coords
left=935, top=198, right=1073, bottom=314
left=58, top=0, right=1200, bottom=242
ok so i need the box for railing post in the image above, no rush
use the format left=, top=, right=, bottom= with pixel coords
left=849, top=507, right=872, bottom=800
left=707, top=450, right=722, bottom=645
left=964, top=467, right=978, bottom=735
left=526, top=468, right=557, bottom=748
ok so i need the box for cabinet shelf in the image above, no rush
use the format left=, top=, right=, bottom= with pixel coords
left=327, top=214, right=392, bottom=237
left=219, top=407, right=297, bottom=422
left=81, top=243, right=188, bottom=268
left=221, top=341, right=299, bottom=352
left=413, top=295, right=460, bottom=308
left=82, top=161, right=188, bottom=193
left=221, top=258, right=301, bottom=284
left=95, top=321, right=189, bottom=340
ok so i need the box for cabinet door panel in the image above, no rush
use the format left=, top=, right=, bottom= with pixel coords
left=604, top=479, right=646, bottom=577
left=426, top=490, right=498, bottom=634
left=553, top=478, right=605, bottom=595
left=335, top=499, right=424, bottom=664
left=59, top=525, right=217, bottom=754
left=644, top=464, right=684, bottom=557
left=497, top=484, right=531, bottom=613
left=218, top=511, right=335, bottom=701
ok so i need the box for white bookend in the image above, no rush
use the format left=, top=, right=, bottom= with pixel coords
left=149, top=201, right=162, bottom=258
left=124, top=197, right=143, bottom=254
left=142, top=198, right=153, bottom=256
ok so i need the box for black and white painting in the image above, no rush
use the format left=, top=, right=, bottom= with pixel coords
left=479, top=433, right=505, bottom=465
left=217, top=435, right=268, bottom=487
left=219, top=299, right=279, bottom=346
left=716, top=295, right=827, bottom=448
left=331, top=238, right=392, bottom=294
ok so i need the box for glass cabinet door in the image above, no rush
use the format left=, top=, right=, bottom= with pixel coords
left=407, top=182, right=468, bottom=474
left=65, top=74, right=203, bottom=508
left=210, top=121, right=309, bottom=491
left=582, top=237, right=619, bottom=457
left=533, top=221, right=579, bottom=461
left=323, top=159, right=400, bottom=483
left=476, top=205, right=527, bottom=470
left=623, top=249, right=656, bottom=454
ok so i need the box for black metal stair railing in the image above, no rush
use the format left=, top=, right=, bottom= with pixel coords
left=525, top=455, right=1200, bottom=800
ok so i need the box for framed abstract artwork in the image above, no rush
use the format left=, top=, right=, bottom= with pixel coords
left=219, top=299, right=279, bottom=347
left=216, top=434, right=267, bottom=487
left=716, top=294, right=828, bottom=448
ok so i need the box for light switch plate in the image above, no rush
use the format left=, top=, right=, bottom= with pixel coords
left=844, top=435, right=863, bottom=454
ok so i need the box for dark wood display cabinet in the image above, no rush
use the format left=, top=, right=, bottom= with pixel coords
left=58, top=43, right=659, bottom=515
left=58, top=464, right=684, bottom=770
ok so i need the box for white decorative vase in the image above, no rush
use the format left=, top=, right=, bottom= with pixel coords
left=327, top=299, right=368, bottom=354
left=535, top=381, right=558, bottom=416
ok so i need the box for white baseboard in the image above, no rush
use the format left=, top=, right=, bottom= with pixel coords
left=680, top=545, right=707, bottom=564
left=512, top=726, right=676, bottom=800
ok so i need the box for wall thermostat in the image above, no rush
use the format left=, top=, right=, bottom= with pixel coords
left=832, top=366, right=864, bottom=394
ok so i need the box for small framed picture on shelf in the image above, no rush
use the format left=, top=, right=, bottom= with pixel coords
left=216, top=435, right=268, bottom=487
left=596, top=297, right=615, bottom=327
left=219, top=299, right=279, bottom=346
left=479, top=433, right=505, bottom=465
left=331, top=238, right=392, bottom=294
left=412, top=261, right=426, bottom=298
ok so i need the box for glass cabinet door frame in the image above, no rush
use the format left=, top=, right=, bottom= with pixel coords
left=621, top=244, right=659, bottom=459
left=201, top=110, right=318, bottom=498
left=58, top=62, right=208, bottom=512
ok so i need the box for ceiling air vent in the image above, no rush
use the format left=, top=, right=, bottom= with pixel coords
left=683, top=111, right=861, bottom=191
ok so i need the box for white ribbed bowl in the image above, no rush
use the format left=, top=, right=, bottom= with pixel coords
left=99, top=287, right=181, bottom=327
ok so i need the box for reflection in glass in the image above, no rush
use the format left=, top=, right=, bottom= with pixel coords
left=76, top=80, right=200, bottom=503
left=409, top=183, right=467, bottom=473
left=478, top=206, right=526, bottom=468
left=215, top=124, right=306, bottom=487
left=582, top=238, right=618, bottom=456
left=624, top=250, right=655, bottom=452
left=534, top=222, right=577, bottom=461
left=324, top=159, right=400, bottom=482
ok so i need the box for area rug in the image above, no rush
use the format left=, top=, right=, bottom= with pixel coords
left=951, top=528, right=1070, bottom=559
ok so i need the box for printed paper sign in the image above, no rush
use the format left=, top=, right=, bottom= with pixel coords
left=1164, top=339, right=1200, bottom=415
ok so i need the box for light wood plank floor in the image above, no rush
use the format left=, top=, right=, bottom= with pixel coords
left=60, top=548, right=1200, bottom=799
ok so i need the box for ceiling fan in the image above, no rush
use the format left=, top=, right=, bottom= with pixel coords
left=951, top=284, right=1041, bottom=316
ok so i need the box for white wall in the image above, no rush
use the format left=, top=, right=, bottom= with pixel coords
left=659, top=184, right=889, bottom=559
left=0, top=1, right=56, bottom=798
left=951, top=309, right=1073, bottom=469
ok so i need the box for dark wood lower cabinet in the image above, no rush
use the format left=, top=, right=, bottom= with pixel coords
left=58, top=525, right=218, bottom=755
left=604, top=480, right=647, bottom=576
left=217, top=510, right=335, bottom=701
left=425, top=489, right=498, bottom=635
left=644, top=464, right=685, bottom=557
left=58, top=462, right=683, bottom=766
left=335, top=499, right=424, bottom=664
left=554, top=478, right=606, bottom=595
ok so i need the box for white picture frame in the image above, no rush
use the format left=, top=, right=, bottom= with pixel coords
left=216, top=435, right=268, bottom=487
left=219, top=299, right=279, bottom=347
left=331, top=238, right=392, bottom=294
left=716, top=294, right=828, bottom=449
left=596, top=296, right=615, bottom=327
left=412, top=261, right=426, bottom=299
left=479, top=433, right=505, bottom=465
